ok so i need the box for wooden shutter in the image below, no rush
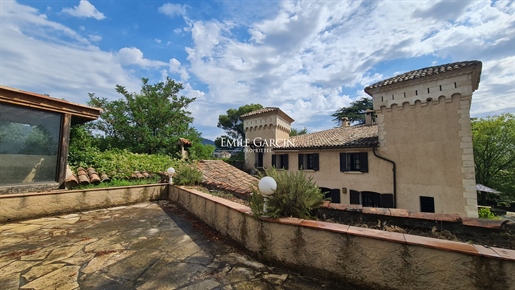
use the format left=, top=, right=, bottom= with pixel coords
left=283, top=154, right=289, bottom=170
left=340, top=153, right=347, bottom=172
left=271, top=155, right=277, bottom=168
left=313, top=153, right=319, bottom=171
left=381, top=194, right=394, bottom=208
left=330, top=189, right=340, bottom=203
left=350, top=190, right=360, bottom=204
left=298, top=154, right=303, bottom=170
left=359, top=152, right=368, bottom=172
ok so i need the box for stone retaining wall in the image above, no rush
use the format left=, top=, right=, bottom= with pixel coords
left=169, top=185, right=515, bottom=290
left=0, top=184, right=167, bottom=223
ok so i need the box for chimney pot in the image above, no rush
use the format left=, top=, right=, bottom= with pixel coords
left=364, top=110, right=374, bottom=126
left=341, top=117, right=350, bottom=127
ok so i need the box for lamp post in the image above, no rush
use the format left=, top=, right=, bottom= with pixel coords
left=167, top=167, right=175, bottom=184
left=258, top=176, right=276, bottom=217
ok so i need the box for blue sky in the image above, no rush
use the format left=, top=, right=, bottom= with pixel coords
left=1, top=0, right=514, bottom=141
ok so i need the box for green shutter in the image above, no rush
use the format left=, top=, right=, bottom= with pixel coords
left=298, top=154, right=303, bottom=170
left=283, top=154, right=289, bottom=170
left=271, top=154, right=277, bottom=168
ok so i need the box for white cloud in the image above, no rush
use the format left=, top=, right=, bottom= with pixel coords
left=62, top=0, right=105, bottom=20
left=169, top=58, right=190, bottom=81
left=117, top=47, right=168, bottom=68
left=1, top=0, right=513, bottom=140
left=0, top=1, right=164, bottom=105
left=158, top=3, right=187, bottom=18
left=88, top=34, right=102, bottom=42
left=184, top=0, right=514, bottom=133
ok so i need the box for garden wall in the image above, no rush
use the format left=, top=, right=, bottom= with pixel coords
left=169, top=185, right=515, bottom=290
left=0, top=184, right=167, bottom=222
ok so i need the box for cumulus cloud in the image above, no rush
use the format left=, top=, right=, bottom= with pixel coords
left=62, top=0, right=105, bottom=20
left=1, top=0, right=513, bottom=140
left=158, top=3, right=187, bottom=18
left=184, top=0, right=514, bottom=133
left=117, top=47, right=168, bottom=68
left=169, top=58, right=190, bottom=81
left=0, top=1, right=158, bottom=105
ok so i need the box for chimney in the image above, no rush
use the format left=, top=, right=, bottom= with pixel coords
left=341, top=117, right=350, bottom=127
left=364, top=110, right=374, bottom=126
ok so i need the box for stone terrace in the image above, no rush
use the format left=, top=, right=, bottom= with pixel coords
left=0, top=201, right=353, bottom=289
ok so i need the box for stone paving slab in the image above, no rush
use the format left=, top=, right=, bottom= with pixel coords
left=0, top=201, right=358, bottom=289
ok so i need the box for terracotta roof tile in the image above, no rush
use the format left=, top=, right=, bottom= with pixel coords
left=365, top=60, right=482, bottom=93
left=275, top=125, right=378, bottom=149
left=240, top=107, right=280, bottom=118
left=196, top=160, right=257, bottom=195
left=240, top=107, right=294, bottom=123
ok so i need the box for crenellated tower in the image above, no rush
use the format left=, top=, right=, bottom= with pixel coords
left=365, top=61, right=482, bottom=217
left=240, top=107, right=294, bottom=171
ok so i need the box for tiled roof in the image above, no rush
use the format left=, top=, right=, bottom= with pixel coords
left=240, top=107, right=294, bottom=123
left=240, top=107, right=279, bottom=118
left=179, top=138, right=191, bottom=145
left=275, top=125, right=378, bottom=150
left=196, top=160, right=257, bottom=195
left=364, top=61, right=482, bottom=93
left=65, top=166, right=154, bottom=188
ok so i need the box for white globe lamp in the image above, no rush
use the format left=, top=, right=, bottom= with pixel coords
left=258, top=176, right=276, bottom=216
left=167, top=167, right=175, bottom=184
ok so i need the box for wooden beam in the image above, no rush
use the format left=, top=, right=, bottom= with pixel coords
left=58, top=114, right=71, bottom=188
left=0, top=86, right=102, bottom=121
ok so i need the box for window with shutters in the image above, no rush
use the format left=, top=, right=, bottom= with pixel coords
left=271, top=154, right=289, bottom=170
left=298, top=153, right=319, bottom=171
left=340, top=152, right=368, bottom=172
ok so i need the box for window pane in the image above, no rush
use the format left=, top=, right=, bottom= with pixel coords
left=0, top=103, right=61, bottom=185
left=307, top=154, right=314, bottom=169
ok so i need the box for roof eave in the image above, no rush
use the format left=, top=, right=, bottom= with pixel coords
left=0, top=85, right=102, bottom=121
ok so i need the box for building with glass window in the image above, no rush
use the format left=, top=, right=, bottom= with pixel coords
left=242, top=61, right=482, bottom=218
left=0, top=86, right=102, bottom=193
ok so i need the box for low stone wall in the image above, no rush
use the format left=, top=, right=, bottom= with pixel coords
left=0, top=184, right=167, bottom=223
left=317, top=203, right=511, bottom=234
left=169, top=186, right=515, bottom=290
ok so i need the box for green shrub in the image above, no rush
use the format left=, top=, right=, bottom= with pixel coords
left=478, top=207, right=500, bottom=220
left=173, top=163, right=203, bottom=185
left=69, top=147, right=178, bottom=180
left=250, top=167, right=324, bottom=219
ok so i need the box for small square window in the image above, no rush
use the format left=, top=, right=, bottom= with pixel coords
left=420, top=196, right=435, bottom=213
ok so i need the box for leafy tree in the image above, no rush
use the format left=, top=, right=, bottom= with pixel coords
left=217, top=104, right=263, bottom=140
left=88, top=77, right=201, bottom=156
left=332, top=97, right=373, bottom=125
left=214, top=135, right=234, bottom=148
left=290, top=127, right=307, bottom=137
left=187, top=141, right=215, bottom=160
left=472, top=113, right=515, bottom=199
